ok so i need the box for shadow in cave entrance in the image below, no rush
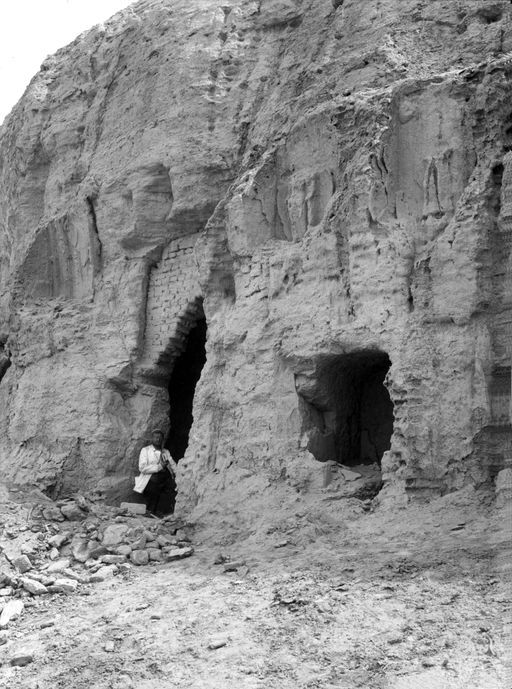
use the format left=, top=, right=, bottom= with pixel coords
left=296, top=351, right=393, bottom=495
left=166, top=317, right=207, bottom=460
left=159, top=315, right=207, bottom=514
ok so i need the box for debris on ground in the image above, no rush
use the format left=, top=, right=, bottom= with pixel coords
left=0, top=488, right=195, bottom=640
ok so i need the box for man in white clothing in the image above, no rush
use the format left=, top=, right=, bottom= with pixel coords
left=134, top=429, right=178, bottom=516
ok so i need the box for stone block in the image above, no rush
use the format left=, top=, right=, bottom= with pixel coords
left=130, top=549, right=149, bottom=566
left=101, top=554, right=126, bottom=565
left=119, top=502, right=146, bottom=515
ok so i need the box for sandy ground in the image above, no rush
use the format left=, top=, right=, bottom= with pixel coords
left=0, top=486, right=509, bottom=689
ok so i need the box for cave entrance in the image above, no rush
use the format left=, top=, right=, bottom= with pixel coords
left=165, top=316, right=207, bottom=462
left=297, top=351, right=394, bottom=467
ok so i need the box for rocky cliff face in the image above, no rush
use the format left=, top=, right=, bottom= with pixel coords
left=1, top=0, right=512, bottom=519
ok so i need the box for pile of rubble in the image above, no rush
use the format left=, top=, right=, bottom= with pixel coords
left=0, top=492, right=194, bottom=632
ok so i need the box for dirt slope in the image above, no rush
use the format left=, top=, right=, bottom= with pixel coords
left=0, top=487, right=508, bottom=689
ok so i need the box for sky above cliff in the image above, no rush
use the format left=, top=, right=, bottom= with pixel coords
left=0, top=0, right=135, bottom=123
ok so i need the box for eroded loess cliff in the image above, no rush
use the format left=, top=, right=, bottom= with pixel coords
left=1, top=0, right=512, bottom=521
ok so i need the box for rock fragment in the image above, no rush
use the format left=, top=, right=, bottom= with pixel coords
left=208, top=637, right=228, bottom=650
left=339, top=466, right=362, bottom=482
left=164, top=546, right=194, bottom=561
left=71, top=535, right=92, bottom=563
left=21, top=578, right=48, bottom=596
left=49, top=578, right=79, bottom=593
left=46, top=558, right=71, bottom=573
left=130, top=534, right=147, bottom=550
left=10, top=652, right=34, bottom=666
left=60, top=502, right=86, bottom=521
left=88, top=542, right=109, bottom=559
left=89, top=565, right=117, bottom=582
left=0, top=600, right=24, bottom=627
left=62, top=568, right=86, bottom=582
left=101, top=554, right=126, bottom=565
left=120, top=502, right=146, bottom=515
left=48, top=532, right=71, bottom=548
left=130, top=550, right=149, bottom=566
left=13, top=555, right=32, bottom=573
left=115, top=545, right=132, bottom=557
left=223, top=560, right=245, bottom=572
left=42, top=505, right=65, bottom=522
left=175, top=529, right=191, bottom=542
left=102, top=524, right=129, bottom=547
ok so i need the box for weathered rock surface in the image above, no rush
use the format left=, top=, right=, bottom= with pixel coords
left=1, top=0, right=512, bottom=522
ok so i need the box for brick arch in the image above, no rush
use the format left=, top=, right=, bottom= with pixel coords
left=139, top=232, right=204, bottom=380
left=157, top=296, right=205, bottom=373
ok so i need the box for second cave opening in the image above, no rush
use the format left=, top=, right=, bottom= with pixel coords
left=298, top=350, right=394, bottom=467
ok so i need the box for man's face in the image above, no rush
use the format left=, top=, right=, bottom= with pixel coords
left=152, top=431, right=164, bottom=448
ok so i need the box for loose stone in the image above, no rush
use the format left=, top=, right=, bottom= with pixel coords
left=60, top=503, right=86, bottom=521
left=89, top=565, right=117, bottom=582
left=10, top=652, right=34, bottom=667
left=13, top=555, right=32, bottom=574
left=130, top=550, right=149, bottom=566
left=50, top=578, right=79, bottom=593
left=21, top=578, right=48, bottom=596
left=102, top=524, right=129, bottom=547
left=164, top=546, right=194, bottom=562
left=0, top=600, right=24, bottom=627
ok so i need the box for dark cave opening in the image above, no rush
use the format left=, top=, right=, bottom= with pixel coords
left=299, top=351, right=394, bottom=467
left=165, top=317, right=207, bottom=462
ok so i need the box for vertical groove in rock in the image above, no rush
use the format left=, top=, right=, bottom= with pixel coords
left=86, top=196, right=103, bottom=275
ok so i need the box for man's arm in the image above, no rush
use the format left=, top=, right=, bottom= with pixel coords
left=162, top=450, right=178, bottom=475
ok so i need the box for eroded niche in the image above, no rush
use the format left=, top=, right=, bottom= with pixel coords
left=296, top=351, right=394, bottom=470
